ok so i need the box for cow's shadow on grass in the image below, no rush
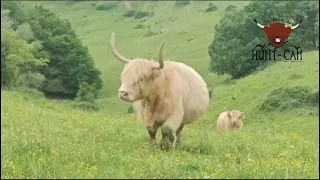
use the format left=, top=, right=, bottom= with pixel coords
left=144, top=140, right=211, bottom=155
left=180, top=145, right=210, bottom=155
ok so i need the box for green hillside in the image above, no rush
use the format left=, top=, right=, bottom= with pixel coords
left=1, top=50, right=319, bottom=178
left=1, top=1, right=319, bottom=179
left=23, top=1, right=250, bottom=112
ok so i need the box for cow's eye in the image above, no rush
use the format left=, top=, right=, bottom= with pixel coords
left=139, top=78, right=143, bottom=82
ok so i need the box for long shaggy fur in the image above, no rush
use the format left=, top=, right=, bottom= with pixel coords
left=216, top=110, right=245, bottom=131
left=110, top=32, right=209, bottom=148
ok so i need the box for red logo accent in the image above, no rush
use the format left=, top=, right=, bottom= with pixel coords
left=254, top=19, right=302, bottom=48
left=263, top=23, right=292, bottom=48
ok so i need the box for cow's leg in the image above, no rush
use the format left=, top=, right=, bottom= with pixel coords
left=167, top=124, right=184, bottom=146
left=162, top=101, right=184, bottom=149
left=147, top=126, right=158, bottom=148
left=176, top=124, right=184, bottom=147
left=172, top=133, right=178, bottom=149
left=160, top=127, right=170, bottom=150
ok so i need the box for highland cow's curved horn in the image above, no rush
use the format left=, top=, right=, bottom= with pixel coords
left=254, top=19, right=265, bottom=28
left=110, top=32, right=131, bottom=63
left=285, top=20, right=303, bottom=30
left=152, top=41, right=165, bottom=70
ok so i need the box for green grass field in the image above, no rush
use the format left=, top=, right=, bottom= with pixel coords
left=1, top=1, right=319, bottom=179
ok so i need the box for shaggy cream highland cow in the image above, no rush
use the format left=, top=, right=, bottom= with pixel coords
left=110, top=32, right=209, bottom=149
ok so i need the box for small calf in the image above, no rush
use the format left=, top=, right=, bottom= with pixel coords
left=216, top=107, right=247, bottom=131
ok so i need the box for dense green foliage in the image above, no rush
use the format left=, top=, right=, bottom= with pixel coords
left=208, top=1, right=319, bottom=79
left=123, top=9, right=137, bottom=18
left=225, top=5, right=236, bottom=12
left=95, top=2, right=118, bottom=11
left=259, top=86, right=319, bottom=112
left=205, top=3, right=218, bottom=13
left=315, top=11, right=319, bottom=49
left=175, top=0, right=190, bottom=8
left=1, top=1, right=102, bottom=98
left=1, top=9, right=48, bottom=90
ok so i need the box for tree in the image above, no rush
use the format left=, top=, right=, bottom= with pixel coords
left=208, top=1, right=319, bottom=79
left=1, top=7, right=49, bottom=89
left=2, top=2, right=103, bottom=99
left=1, top=27, right=48, bottom=89
left=315, top=11, right=319, bottom=50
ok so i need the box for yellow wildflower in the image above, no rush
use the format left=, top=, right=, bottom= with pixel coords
left=291, top=133, right=299, bottom=140
left=225, top=153, right=232, bottom=159
left=89, top=166, right=98, bottom=171
left=291, top=159, right=301, bottom=166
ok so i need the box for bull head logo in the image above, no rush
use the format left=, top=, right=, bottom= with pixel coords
left=254, top=19, right=302, bottom=48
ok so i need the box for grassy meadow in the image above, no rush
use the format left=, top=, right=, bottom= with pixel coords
left=1, top=1, right=319, bottom=179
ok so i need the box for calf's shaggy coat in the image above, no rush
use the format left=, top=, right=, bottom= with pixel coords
left=216, top=108, right=247, bottom=131
left=110, top=32, right=209, bottom=149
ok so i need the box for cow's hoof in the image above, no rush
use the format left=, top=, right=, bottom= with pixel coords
left=176, top=139, right=183, bottom=148
left=160, top=139, right=170, bottom=150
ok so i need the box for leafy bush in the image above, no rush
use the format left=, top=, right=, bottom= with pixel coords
left=65, top=1, right=80, bottom=6
left=175, top=0, right=190, bottom=7
left=18, top=87, right=45, bottom=99
left=225, top=5, right=236, bottom=12
left=288, top=72, right=303, bottom=80
left=134, top=11, right=151, bottom=19
left=306, top=91, right=319, bottom=106
left=73, top=82, right=99, bottom=112
left=259, top=86, right=318, bottom=112
left=315, top=11, right=319, bottom=50
left=2, top=2, right=103, bottom=98
left=14, top=72, right=46, bottom=90
left=205, top=3, right=217, bottom=13
left=133, top=24, right=145, bottom=29
left=72, top=101, right=99, bottom=112
left=144, top=30, right=158, bottom=37
left=75, top=82, right=99, bottom=103
left=96, top=3, right=118, bottom=11
left=127, top=106, right=135, bottom=113
left=123, top=10, right=136, bottom=17
left=1, top=21, right=48, bottom=89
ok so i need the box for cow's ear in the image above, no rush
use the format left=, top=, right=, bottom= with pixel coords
left=149, top=70, right=160, bottom=80
left=239, top=113, right=244, bottom=121
left=227, top=112, right=231, bottom=119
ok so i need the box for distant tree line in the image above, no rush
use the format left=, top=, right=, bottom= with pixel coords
left=1, top=1, right=102, bottom=100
